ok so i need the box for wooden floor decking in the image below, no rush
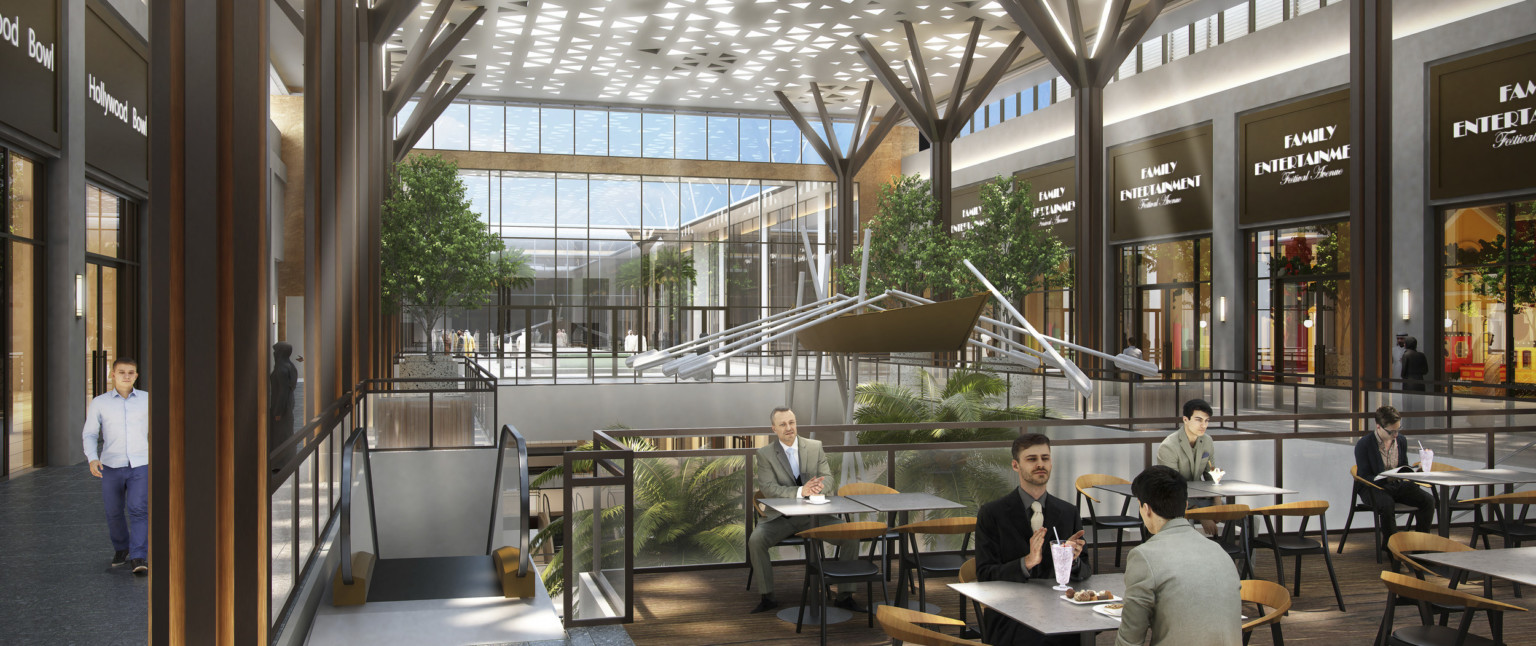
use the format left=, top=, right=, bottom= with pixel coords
left=621, top=527, right=1536, bottom=645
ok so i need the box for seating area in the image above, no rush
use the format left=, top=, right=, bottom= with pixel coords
left=620, top=523, right=1536, bottom=645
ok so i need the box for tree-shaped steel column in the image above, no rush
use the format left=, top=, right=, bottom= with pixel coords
left=854, top=19, right=1027, bottom=233
left=994, top=0, right=1168, bottom=366
left=774, top=81, right=904, bottom=265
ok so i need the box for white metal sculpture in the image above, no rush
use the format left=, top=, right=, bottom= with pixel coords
left=625, top=236, right=1161, bottom=400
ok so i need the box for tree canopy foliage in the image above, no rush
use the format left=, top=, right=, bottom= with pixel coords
left=380, top=154, right=533, bottom=355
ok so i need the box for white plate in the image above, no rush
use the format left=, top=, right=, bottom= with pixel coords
left=1061, top=592, right=1119, bottom=605
left=1092, top=604, right=1124, bottom=619
left=804, top=497, right=830, bottom=505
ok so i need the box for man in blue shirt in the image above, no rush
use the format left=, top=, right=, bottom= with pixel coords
left=83, top=357, right=150, bottom=575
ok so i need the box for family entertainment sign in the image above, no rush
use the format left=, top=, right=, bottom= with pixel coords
left=1239, top=90, right=1351, bottom=224
left=1110, top=125, right=1213, bottom=241
left=1431, top=39, right=1536, bottom=200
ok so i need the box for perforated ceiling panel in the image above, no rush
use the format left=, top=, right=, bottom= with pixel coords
left=387, top=0, right=1028, bottom=113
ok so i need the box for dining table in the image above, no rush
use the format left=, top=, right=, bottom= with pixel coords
left=844, top=492, right=965, bottom=612
left=757, top=495, right=876, bottom=625
left=950, top=573, right=1126, bottom=646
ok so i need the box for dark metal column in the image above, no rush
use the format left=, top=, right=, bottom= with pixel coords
left=1075, top=84, right=1106, bottom=357
left=42, top=0, right=86, bottom=465
left=148, top=0, right=270, bottom=642
left=1350, top=0, right=1393, bottom=393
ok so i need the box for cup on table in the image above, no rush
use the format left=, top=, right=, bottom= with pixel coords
left=1420, top=449, right=1435, bottom=472
left=808, top=494, right=827, bottom=504
left=1049, top=540, right=1074, bottom=591
left=1209, top=468, right=1225, bottom=485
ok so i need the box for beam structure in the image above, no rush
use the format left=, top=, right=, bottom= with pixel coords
left=1350, top=0, right=1393, bottom=394
left=383, top=2, right=485, bottom=118
left=148, top=0, right=270, bottom=642
left=774, top=81, right=903, bottom=265
left=995, top=0, right=1167, bottom=370
left=369, top=0, right=417, bottom=42
left=855, top=20, right=1026, bottom=231
left=393, top=61, right=475, bottom=161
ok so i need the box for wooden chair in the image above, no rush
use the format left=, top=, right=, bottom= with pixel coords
left=1386, top=531, right=1480, bottom=627
left=1251, top=500, right=1346, bottom=611
left=1375, top=571, right=1525, bottom=646
left=1074, top=474, right=1142, bottom=572
left=1240, top=579, right=1291, bottom=646
left=797, top=521, right=892, bottom=646
left=836, top=482, right=902, bottom=573
left=957, top=557, right=985, bottom=641
left=894, top=517, right=977, bottom=626
left=1460, top=491, right=1536, bottom=550
left=745, top=490, right=806, bottom=590
left=1341, top=465, right=1418, bottom=563
left=876, top=605, right=984, bottom=646
left=1188, top=504, right=1254, bottom=579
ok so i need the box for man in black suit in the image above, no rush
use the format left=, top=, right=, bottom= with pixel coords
left=976, top=433, right=1089, bottom=645
left=1401, top=335, right=1430, bottom=392
left=1355, top=405, right=1434, bottom=539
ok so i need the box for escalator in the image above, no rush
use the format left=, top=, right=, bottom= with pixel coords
left=305, top=425, right=560, bottom=645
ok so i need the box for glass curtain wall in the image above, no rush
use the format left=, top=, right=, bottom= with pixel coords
left=446, top=170, right=842, bottom=379
left=1249, top=221, right=1351, bottom=385
left=1119, top=238, right=1213, bottom=375
left=4, top=150, right=39, bottom=477
left=84, top=184, right=139, bottom=403
left=1442, top=199, right=1536, bottom=388
left=1018, top=257, right=1075, bottom=361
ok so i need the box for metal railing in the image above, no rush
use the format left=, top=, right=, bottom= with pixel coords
left=338, top=426, right=380, bottom=585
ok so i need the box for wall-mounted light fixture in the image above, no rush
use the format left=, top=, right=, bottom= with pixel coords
left=1445, top=311, right=1455, bottom=329
left=1218, top=296, right=1227, bottom=323
left=1400, top=289, right=1411, bottom=321
left=74, top=274, right=85, bottom=318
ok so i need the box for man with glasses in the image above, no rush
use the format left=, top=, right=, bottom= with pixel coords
left=1156, top=399, right=1221, bottom=534
left=1355, top=405, right=1434, bottom=539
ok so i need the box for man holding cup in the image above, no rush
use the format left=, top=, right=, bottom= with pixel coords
left=1354, top=405, right=1434, bottom=539
left=746, top=407, right=862, bottom=614
left=975, top=433, right=1088, bottom=645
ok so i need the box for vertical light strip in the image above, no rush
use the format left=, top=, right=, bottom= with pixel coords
left=1400, top=289, right=1411, bottom=321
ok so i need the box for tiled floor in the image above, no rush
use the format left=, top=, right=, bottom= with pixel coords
left=0, top=465, right=148, bottom=645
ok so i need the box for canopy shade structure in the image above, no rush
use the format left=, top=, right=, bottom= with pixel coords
left=795, top=293, right=990, bottom=353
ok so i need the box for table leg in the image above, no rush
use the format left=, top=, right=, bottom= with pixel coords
left=1438, top=485, right=1452, bottom=538
left=1080, top=630, right=1097, bottom=646
left=777, top=510, right=853, bottom=626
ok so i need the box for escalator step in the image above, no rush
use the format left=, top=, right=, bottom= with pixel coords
left=367, top=556, right=503, bottom=603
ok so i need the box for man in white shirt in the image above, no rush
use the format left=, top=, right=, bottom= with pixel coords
left=83, top=358, right=151, bottom=575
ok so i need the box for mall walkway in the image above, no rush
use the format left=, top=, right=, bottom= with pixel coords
left=0, top=464, right=148, bottom=645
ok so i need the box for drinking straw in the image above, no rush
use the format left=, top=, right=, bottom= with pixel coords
left=1053, top=527, right=1061, bottom=544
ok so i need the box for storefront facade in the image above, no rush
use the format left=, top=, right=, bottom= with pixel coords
left=0, top=0, right=146, bottom=478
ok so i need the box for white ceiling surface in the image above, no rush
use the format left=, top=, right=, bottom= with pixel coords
left=388, top=0, right=1049, bottom=115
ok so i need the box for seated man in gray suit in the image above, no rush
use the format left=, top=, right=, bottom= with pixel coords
left=1116, top=466, right=1241, bottom=646
left=747, top=407, right=862, bottom=614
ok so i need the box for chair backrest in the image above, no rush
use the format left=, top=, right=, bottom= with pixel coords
left=752, top=490, right=766, bottom=518
left=1350, top=465, right=1385, bottom=492
left=1252, top=500, right=1329, bottom=518
left=958, top=557, right=977, bottom=584
left=1386, top=531, right=1474, bottom=578
left=1380, top=571, right=1527, bottom=614
left=895, top=517, right=978, bottom=536
left=876, top=605, right=983, bottom=646
left=1459, top=490, right=1536, bottom=506
left=1074, top=474, right=1128, bottom=504
left=839, top=482, right=899, bottom=496
left=1186, top=503, right=1251, bottom=523
left=798, top=520, right=891, bottom=542
left=1239, top=579, right=1291, bottom=632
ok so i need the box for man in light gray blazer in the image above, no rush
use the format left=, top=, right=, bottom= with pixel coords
left=747, top=407, right=861, bottom=613
left=1116, top=465, right=1241, bottom=646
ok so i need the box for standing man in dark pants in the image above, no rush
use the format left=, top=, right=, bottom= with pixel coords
left=83, top=357, right=150, bottom=575
left=1354, top=405, right=1434, bottom=542
left=1401, top=335, right=1429, bottom=392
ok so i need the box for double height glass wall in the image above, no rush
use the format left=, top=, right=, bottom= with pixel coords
left=84, top=184, right=139, bottom=403
left=1443, top=199, right=1536, bottom=387
left=3, top=149, right=39, bottom=477
left=403, top=101, right=854, bottom=165
left=444, top=169, right=845, bottom=381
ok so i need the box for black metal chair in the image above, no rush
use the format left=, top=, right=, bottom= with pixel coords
left=745, top=489, right=806, bottom=590
left=1251, top=500, right=1346, bottom=612
left=1187, top=503, right=1254, bottom=579
left=1375, top=571, right=1525, bottom=646
left=1074, top=474, right=1142, bottom=572
left=1341, top=465, right=1418, bottom=563
left=893, top=517, right=976, bottom=626
left=796, top=521, right=892, bottom=646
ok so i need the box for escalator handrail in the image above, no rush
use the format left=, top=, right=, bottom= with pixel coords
left=488, top=424, right=532, bottom=578
left=339, top=426, right=380, bottom=586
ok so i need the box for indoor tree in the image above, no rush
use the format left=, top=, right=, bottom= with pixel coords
left=616, top=246, right=698, bottom=348
left=380, top=153, right=533, bottom=358
left=956, top=175, right=1072, bottom=302
left=837, top=174, right=954, bottom=297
